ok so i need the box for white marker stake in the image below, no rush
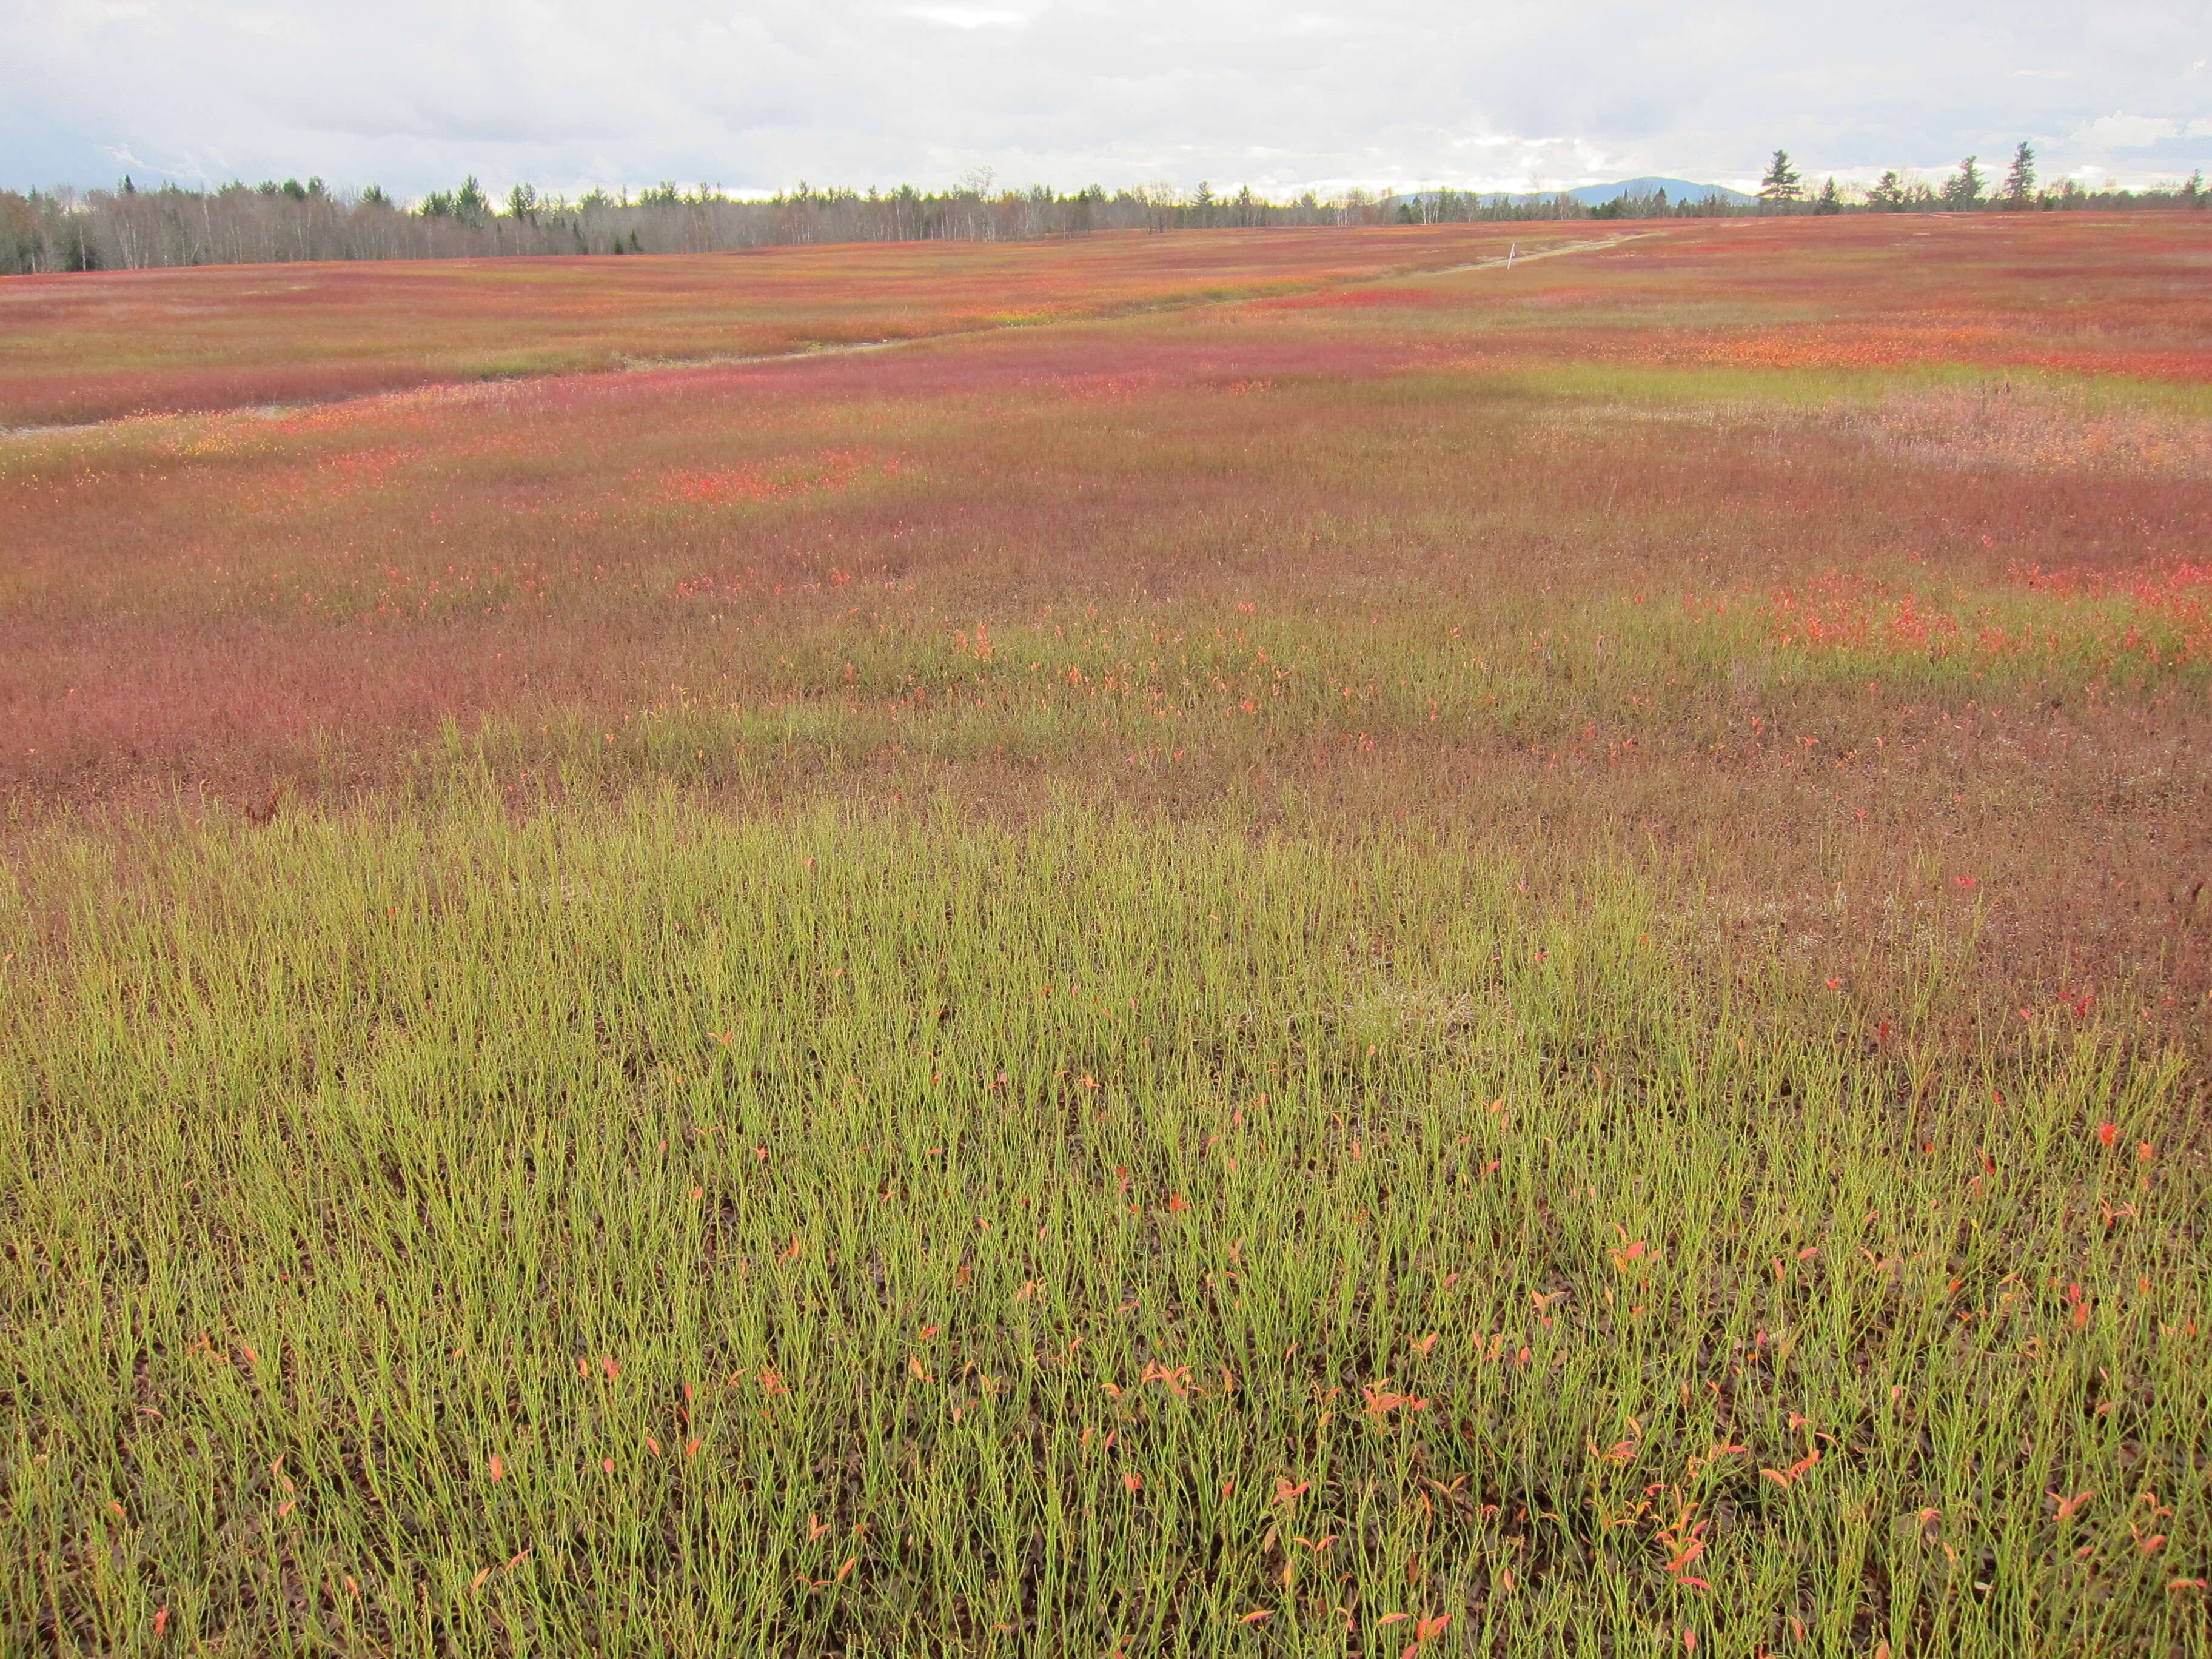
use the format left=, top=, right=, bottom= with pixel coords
left=1507, top=242, right=1516, bottom=269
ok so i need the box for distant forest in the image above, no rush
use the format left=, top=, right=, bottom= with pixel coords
left=4, top=148, right=2205, bottom=275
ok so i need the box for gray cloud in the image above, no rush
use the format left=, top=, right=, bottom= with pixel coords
left=2, top=0, right=2206, bottom=195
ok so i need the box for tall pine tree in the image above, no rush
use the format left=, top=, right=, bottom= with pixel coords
left=1758, top=149, right=1803, bottom=208
left=1940, top=156, right=1985, bottom=209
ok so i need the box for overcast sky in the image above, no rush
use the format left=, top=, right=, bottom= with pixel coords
left=4, top=0, right=2208, bottom=199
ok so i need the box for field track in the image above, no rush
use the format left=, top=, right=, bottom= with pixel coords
left=0, top=230, right=1652, bottom=436
left=0, top=224, right=1610, bottom=429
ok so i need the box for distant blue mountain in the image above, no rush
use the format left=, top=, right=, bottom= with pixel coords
left=1560, top=176, right=1756, bottom=206
left=1386, top=177, right=1756, bottom=208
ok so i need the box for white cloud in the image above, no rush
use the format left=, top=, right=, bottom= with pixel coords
left=907, top=6, right=1028, bottom=27
left=2075, top=112, right=2180, bottom=147
left=2, top=0, right=2210, bottom=196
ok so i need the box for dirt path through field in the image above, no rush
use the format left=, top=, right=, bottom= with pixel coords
left=608, top=231, right=1657, bottom=372
left=0, top=230, right=1654, bottom=440
left=1421, top=229, right=1658, bottom=275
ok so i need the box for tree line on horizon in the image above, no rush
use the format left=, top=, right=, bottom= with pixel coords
left=1745, top=142, right=2205, bottom=217
left=2, top=146, right=2204, bottom=276
left=4, top=176, right=1339, bottom=274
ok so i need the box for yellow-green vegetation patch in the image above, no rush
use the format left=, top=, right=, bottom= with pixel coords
left=2, top=795, right=2204, bottom=1654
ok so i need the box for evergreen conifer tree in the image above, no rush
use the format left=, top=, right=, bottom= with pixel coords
left=1940, top=156, right=1985, bottom=209
left=1758, top=149, right=1803, bottom=208
left=453, top=176, right=491, bottom=224
left=2001, top=142, right=2036, bottom=207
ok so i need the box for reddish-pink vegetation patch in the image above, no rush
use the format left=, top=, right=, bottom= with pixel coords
left=0, top=226, right=1577, bottom=425
left=646, top=451, right=896, bottom=506
left=1635, top=326, right=2212, bottom=383
left=1577, top=215, right=2212, bottom=379
left=1517, top=285, right=1610, bottom=307
left=2014, top=558, right=2212, bottom=605
left=4, top=211, right=2210, bottom=815
left=1255, top=285, right=1453, bottom=310
left=1763, top=561, right=2212, bottom=669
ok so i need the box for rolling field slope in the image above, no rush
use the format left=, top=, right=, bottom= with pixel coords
left=0, top=225, right=1586, bottom=428
left=2, top=215, right=2209, bottom=1655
